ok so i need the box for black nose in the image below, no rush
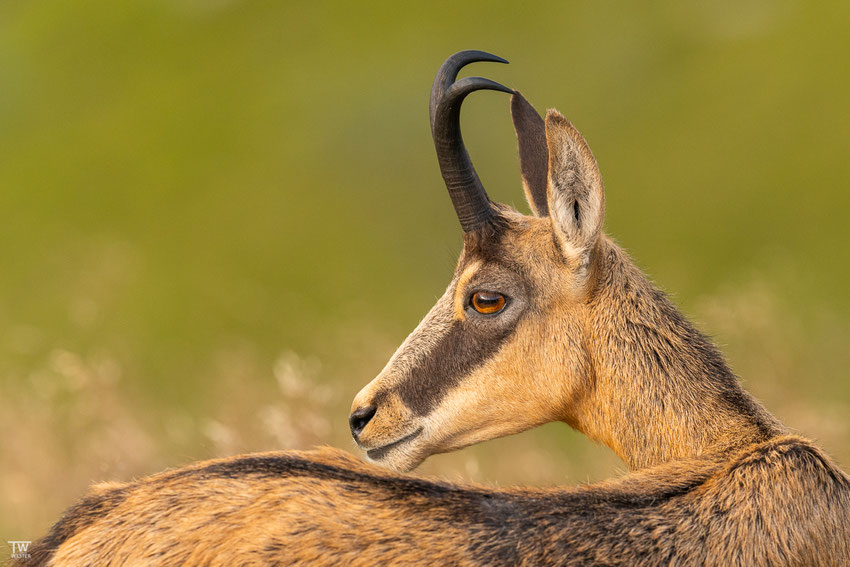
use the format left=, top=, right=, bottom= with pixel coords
left=349, top=405, right=377, bottom=439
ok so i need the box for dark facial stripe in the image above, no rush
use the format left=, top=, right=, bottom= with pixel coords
left=394, top=316, right=521, bottom=417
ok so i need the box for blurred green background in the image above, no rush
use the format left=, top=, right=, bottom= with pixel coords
left=2, top=0, right=848, bottom=539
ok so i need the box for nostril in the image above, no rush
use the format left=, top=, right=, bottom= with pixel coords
left=349, top=405, right=377, bottom=439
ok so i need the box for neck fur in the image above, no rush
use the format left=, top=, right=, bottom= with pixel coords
left=572, top=239, right=783, bottom=470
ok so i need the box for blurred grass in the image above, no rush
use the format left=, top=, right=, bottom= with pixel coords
left=1, top=0, right=849, bottom=540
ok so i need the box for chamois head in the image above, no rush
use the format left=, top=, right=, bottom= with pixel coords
left=351, top=51, right=606, bottom=472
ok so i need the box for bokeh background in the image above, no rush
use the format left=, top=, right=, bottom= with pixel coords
left=2, top=0, right=848, bottom=540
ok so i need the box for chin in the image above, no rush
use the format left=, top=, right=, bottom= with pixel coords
left=365, top=445, right=429, bottom=473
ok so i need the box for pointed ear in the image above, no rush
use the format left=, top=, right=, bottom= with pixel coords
left=545, top=109, right=605, bottom=268
left=511, top=93, right=549, bottom=216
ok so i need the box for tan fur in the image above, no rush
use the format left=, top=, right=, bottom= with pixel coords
left=25, top=438, right=850, bottom=566
left=453, top=260, right=483, bottom=321
left=23, top=92, right=850, bottom=566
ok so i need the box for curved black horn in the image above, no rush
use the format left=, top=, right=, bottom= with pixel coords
left=429, top=50, right=513, bottom=233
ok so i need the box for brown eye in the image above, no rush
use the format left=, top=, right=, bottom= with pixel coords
left=471, top=291, right=506, bottom=315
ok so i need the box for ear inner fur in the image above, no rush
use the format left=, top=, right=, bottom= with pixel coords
left=544, top=109, right=605, bottom=268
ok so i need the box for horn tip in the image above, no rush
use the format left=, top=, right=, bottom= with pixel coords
left=450, top=49, right=509, bottom=66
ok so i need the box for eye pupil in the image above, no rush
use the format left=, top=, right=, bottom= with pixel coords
left=471, top=291, right=506, bottom=314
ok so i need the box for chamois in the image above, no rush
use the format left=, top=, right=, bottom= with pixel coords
left=22, top=51, right=850, bottom=566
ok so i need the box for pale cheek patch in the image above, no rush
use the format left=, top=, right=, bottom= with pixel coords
left=453, top=261, right=483, bottom=321
left=425, top=332, right=554, bottom=451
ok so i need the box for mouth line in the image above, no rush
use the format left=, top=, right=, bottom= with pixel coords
left=366, top=427, right=424, bottom=461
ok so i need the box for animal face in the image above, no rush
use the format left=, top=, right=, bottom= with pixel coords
left=350, top=53, right=607, bottom=472
left=352, top=213, right=601, bottom=471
